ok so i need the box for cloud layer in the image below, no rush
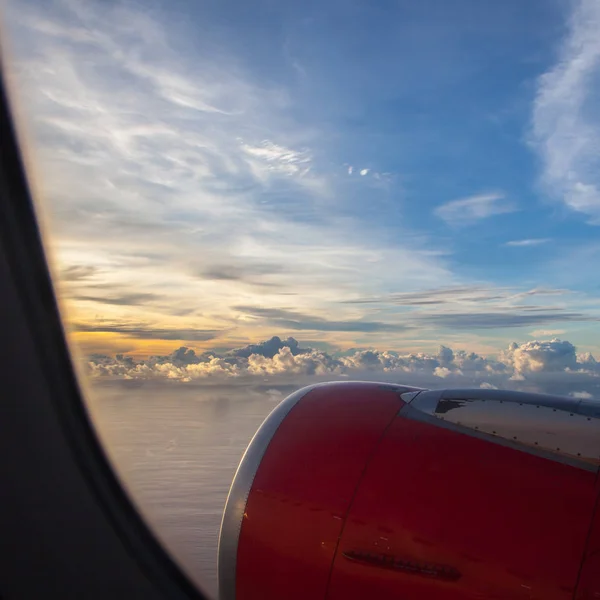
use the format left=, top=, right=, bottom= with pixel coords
left=85, top=336, right=600, bottom=399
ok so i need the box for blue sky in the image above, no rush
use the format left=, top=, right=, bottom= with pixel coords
left=4, top=0, right=600, bottom=358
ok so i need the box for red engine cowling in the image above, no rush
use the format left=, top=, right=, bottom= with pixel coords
left=218, top=381, right=600, bottom=600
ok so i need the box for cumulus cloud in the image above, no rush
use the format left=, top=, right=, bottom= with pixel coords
left=231, top=336, right=305, bottom=358
left=571, top=390, right=593, bottom=399
left=434, top=366, right=452, bottom=378
left=84, top=336, right=600, bottom=399
left=578, top=352, right=599, bottom=370
left=532, top=0, right=600, bottom=222
left=247, top=346, right=342, bottom=376
left=434, top=193, right=516, bottom=226
left=480, top=382, right=498, bottom=389
left=499, top=339, right=579, bottom=374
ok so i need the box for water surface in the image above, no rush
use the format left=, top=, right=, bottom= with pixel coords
left=87, top=382, right=291, bottom=599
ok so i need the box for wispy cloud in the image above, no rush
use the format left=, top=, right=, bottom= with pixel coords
left=434, top=193, right=516, bottom=226
left=530, top=329, right=566, bottom=337
left=347, top=285, right=570, bottom=307
left=74, top=322, right=222, bottom=341
left=346, top=165, right=391, bottom=184
left=60, top=265, right=99, bottom=281
left=532, top=0, right=600, bottom=222
left=6, top=0, right=453, bottom=351
left=239, top=139, right=314, bottom=180
left=193, top=263, right=285, bottom=287
left=236, top=293, right=593, bottom=332
left=234, top=306, right=413, bottom=333
left=505, top=238, right=551, bottom=247
left=419, top=310, right=591, bottom=330
left=75, top=293, right=164, bottom=306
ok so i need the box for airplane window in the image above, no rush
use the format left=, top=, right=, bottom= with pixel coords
left=3, top=1, right=600, bottom=599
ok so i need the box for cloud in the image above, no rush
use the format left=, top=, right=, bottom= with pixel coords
left=74, top=293, right=163, bottom=306
left=344, top=163, right=392, bottom=181
left=505, top=239, right=551, bottom=247
left=530, top=329, right=566, bottom=337
left=499, top=339, right=579, bottom=374
left=74, top=323, right=221, bottom=341
left=234, top=305, right=412, bottom=333
left=231, top=336, right=306, bottom=358
left=419, top=310, right=590, bottom=330
left=347, top=285, right=570, bottom=307
left=571, top=390, right=593, bottom=399
left=345, top=284, right=596, bottom=332
left=193, top=263, right=285, bottom=287
left=230, top=287, right=597, bottom=337
left=434, top=193, right=516, bottom=226
left=239, top=139, right=314, bottom=180
left=511, top=288, right=570, bottom=299
left=480, top=382, right=498, bottom=389
left=532, top=0, right=600, bottom=222
left=162, top=347, right=203, bottom=365
left=346, top=166, right=392, bottom=187
left=10, top=0, right=600, bottom=358
left=434, top=366, right=452, bottom=378
left=60, top=265, right=99, bottom=281
left=84, top=336, right=600, bottom=401
left=6, top=0, right=457, bottom=337
left=247, top=347, right=342, bottom=376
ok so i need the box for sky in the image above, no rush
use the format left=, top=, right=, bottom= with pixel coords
left=3, top=0, right=600, bottom=373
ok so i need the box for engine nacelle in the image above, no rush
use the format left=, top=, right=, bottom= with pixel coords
left=218, top=381, right=600, bottom=600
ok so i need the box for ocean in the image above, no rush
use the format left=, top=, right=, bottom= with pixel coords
left=86, top=381, right=296, bottom=599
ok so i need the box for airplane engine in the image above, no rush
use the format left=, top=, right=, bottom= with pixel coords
left=218, top=381, right=600, bottom=600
